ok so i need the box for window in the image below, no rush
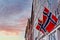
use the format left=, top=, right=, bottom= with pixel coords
left=49, top=33, right=56, bottom=40
left=47, top=0, right=51, bottom=9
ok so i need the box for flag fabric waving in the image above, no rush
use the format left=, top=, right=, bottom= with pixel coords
left=36, top=7, right=58, bottom=33
left=36, top=19, right=45, bottom=34
left=43, top=7, right=58, bottom=33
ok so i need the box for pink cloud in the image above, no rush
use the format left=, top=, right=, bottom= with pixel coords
left=0, top=18, right=28, bottom=35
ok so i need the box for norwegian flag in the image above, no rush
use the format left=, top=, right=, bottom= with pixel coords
left=43, top=7, right=58, bottom=33
left=36, top=7, right=58, bottom=33
left=36, top=19, right=45, bottom=34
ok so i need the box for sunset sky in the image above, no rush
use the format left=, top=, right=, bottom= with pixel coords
left=0, top=0, right=32, bottom=40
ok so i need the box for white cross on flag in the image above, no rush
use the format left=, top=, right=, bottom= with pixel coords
left=36, top=7, right=58, bottom=34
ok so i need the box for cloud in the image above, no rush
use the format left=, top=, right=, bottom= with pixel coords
left=0, top=0, right=32, bottom=17
left=0, top=0, right=32, bottom=37
left=0, top=17, right=28, bottom=33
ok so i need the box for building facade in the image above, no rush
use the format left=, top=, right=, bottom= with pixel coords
left=25, top=0, right=60, bottom=40
left=32, top=0, right=60, bottom=40
left=25, top=3, right=34, bottom=40
left=25, top=17, right=34, bottom=40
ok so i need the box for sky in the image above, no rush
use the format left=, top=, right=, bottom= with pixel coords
left=0, top=0, right=32, bottom=40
